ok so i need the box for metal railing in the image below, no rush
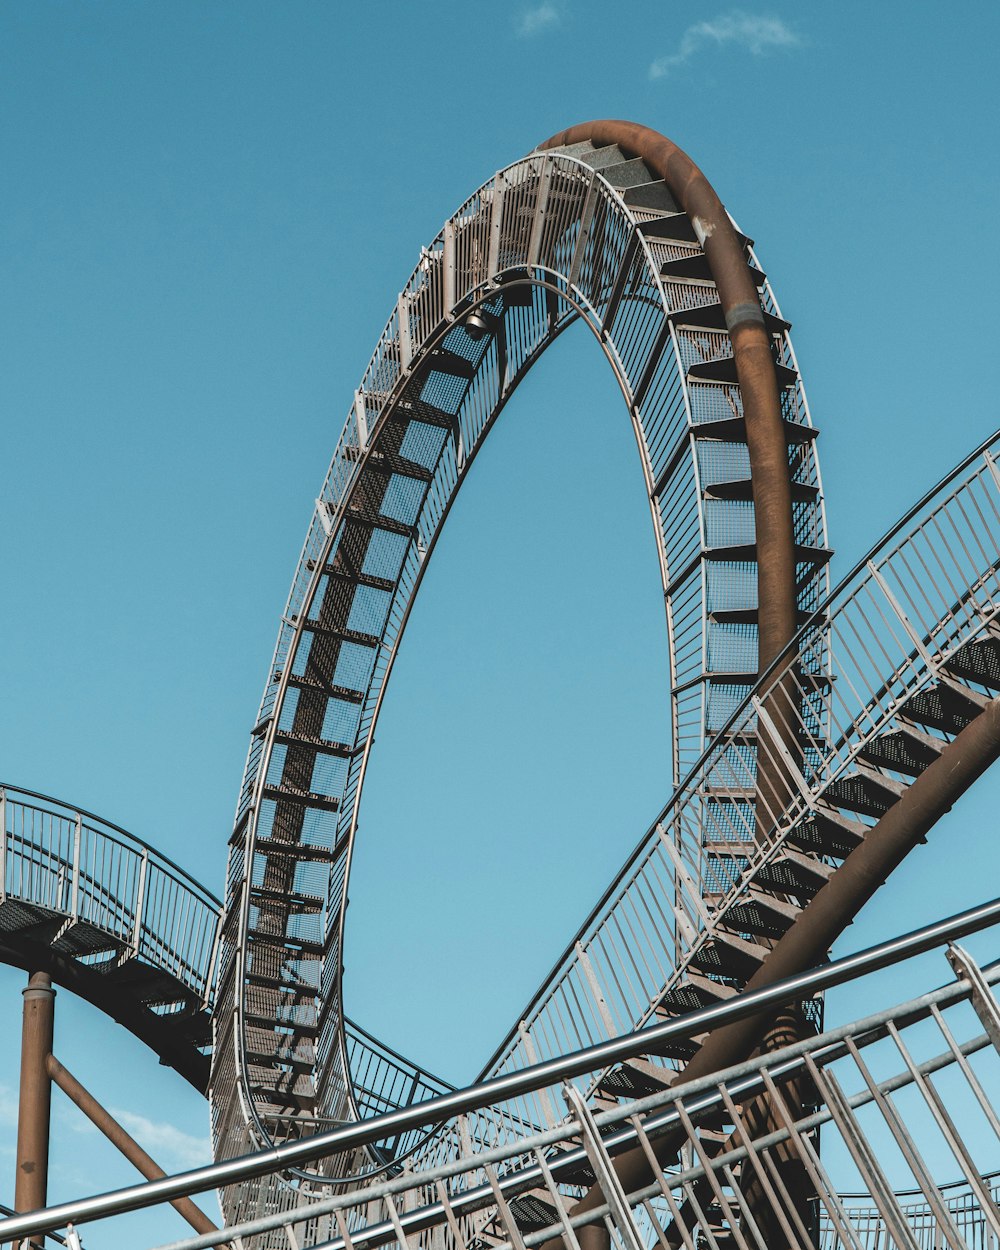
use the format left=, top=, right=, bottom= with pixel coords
left=459, top=432, right=1000, bottom=1135
left=4, top=894, right=1000, bottom=1248
left=213, top=137, right=828, bottom=1214
left=818, top=1173, right=1000, bottom=1250
left=171, top=926, right=1000, bottom=1250
left=0, top=785, right=222, bottom=1006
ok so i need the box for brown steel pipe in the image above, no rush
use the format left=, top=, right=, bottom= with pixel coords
left=539, top=120, right=804, bottom=1244
left=44, top=1054, right=228, bottom=1247
left=14, top=972, right=55, bottom=1246
left=543, top=695, right=1000, bottom=1250
left=539, top=120, right=798, bottom=674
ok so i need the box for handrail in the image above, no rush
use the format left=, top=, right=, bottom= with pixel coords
left=471, top=428, right=1000, bottom=1092
left=4, top=893, right=1000, bottom=1242
left=0, top=784, right=221, bottom=906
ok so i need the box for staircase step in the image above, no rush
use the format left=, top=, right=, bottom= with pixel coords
left=858, top=726, right=945, bottom=778
left=108, top=958, right=195, bottom=1008
left=945, top=635, right=1000, bottom=692
left=821, top=766, right=905, bottom=819
left=583, top=143, right=626, bottom=170
left=344, top=505, right=418, bottom=541
left=703, top=542, right=832, bottom=567
left=637, top=213, right=697, bottom=243
left=548, top=139, right=599, bottom=160
left=692, top=416, right=818, bottom=446
left=391, top=398, right=458, bottom=431
left=704, top=477, right=818, bottom=504
left=342, top=447, right=434, bottom=483
left=246, top=927, right=324, bottom=956
left=298, top=621, right=380, bottom=650
left=315, top=564, right=396, bottom=594
left=600, top=157, right=651, bottom=188
left=660, top=973, right=738, bottom=1013
left=249, top=885, right=324, bottom=912
left=690, top=929, right=769, bottom=979
left=416, top=347, right=476, bottom=382
left=688, top=355, right=796, bottom=389
left=756, top=848, right=834, bottom=899
left=0, top=899, right=64, bottom=942
left=597, top=1057, right=676, bottom=1100
left=719, top=887, right=800, bottom=940
left=900, top=679, right=989, bottom=735
left=667, top=298, right=788, bottom=336
left=787, top=808, right=867, bottom=859
left=252, top=837, right=337, bottom=863
left=622, top=179, right=681, bottom=214
left=662, top=254, right=765, bottom=288
left=644, top=1020, right=702, bottom=1062
left=270, top=730, right=356, bottom=759
left=261, top=785, right=340, bottom=814
left=544, top=1146, right=596, bottom=1187
left=285, top=673, right=365, bottom=703
left=52, top=919, right=124, bottom=960
left=509, top=1190, right=560, bottom=1234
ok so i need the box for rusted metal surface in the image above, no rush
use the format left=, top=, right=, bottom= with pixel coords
left=45, top=1054, right=227, bottom=1246
left=541, top=119, right=805, bottom=1244
left=539, top=120, right=797, bottom=676
left=14, top=972, right=55, bottom=1245
left=544, top=692, right=1000, bottom=1247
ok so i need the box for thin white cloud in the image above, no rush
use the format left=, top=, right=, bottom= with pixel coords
left=0, top=1085, right=18, bottom=1129
left=517, top=3, right=560, bottom=38
left=650, top=10, right=801, bottom=79
left=110, top=1110, right=211, bottom=1169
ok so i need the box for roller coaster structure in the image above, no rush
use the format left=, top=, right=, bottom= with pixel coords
left=2, top=121, right=1000, bottom=1250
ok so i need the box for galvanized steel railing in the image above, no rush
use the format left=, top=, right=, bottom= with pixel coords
left=0, top=786, right=446, bottom=1112
left=0, top=785, right=221, bottom=1007
left=7, top=897, right=998, bottom=1250
left=819, top=1173, right=1000, bottom=1250
left=213, top=134, right=828, bottom=1214
left=453, top=433, right=1000, bottom=1146
left=176, top=936, right=1000, bottom=1250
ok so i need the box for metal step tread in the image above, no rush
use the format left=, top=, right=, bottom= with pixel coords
left=667, top=299, right=788, bottom=335
left=688, top=355, right=796, bottom=388
left=858, top=725, right=945, bottom=777
left=704, top=477, right=818, bottom=504
left=691, top=415, right=818, bottom=445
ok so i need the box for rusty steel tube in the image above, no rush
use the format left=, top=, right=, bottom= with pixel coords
left=540, top=121, right=804, bottom=1245
left=14, top=972, right=55, bottom=1243
left=44, top=1054, right=228, bottom=1246
left=543, top=694, right=1000, bottom=1249
left=539, top=120, right=798, bottom=673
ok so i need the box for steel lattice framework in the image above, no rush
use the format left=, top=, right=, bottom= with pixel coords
left=5, top=119, right=1000, bottom=1250
left=209, top=124, right=828, bottom=1223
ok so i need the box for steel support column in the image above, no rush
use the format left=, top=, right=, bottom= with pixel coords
left=14, top=972, right=55, bottom=1242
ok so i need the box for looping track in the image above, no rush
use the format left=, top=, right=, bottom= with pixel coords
left=210, top=122, right=828, bottom=1219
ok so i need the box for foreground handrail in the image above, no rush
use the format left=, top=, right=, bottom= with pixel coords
left=4, top=893, right=1000, bottom=1242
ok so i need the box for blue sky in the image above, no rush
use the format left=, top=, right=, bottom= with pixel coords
left=2, top=2, right=1000, bottom=1244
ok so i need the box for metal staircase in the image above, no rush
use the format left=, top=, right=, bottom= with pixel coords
left=211, top=127, right=829, bottom=1226
left=9, top=900, right=999, bottom=1250
left=0, top=785, right=220, bottom=1089
left=431, top=436, right=1000, bottom=1218
left=4, top=121, right=998, bottom=1250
